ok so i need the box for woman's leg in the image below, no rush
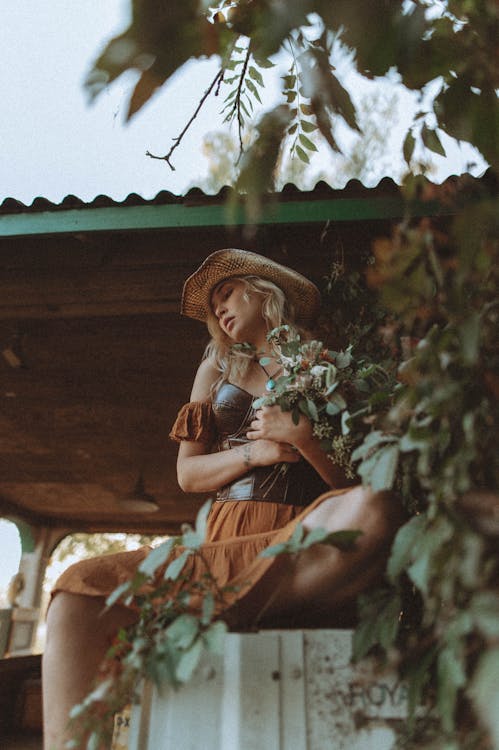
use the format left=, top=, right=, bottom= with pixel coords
left=230, top=485, right=403, bottom=627
left=42, top=592, right=137, bottom=750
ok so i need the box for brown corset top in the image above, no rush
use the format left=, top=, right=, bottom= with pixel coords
left=212, top=382, right=328, bottom=506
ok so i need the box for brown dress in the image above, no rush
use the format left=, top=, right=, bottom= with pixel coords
left=51, top=383, right=350, bottom=626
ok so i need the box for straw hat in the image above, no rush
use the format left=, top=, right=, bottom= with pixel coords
left=181, top=248, right=321, bottom=326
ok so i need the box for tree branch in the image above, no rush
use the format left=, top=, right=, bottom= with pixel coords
left=146, top=68, right=225, bottom=170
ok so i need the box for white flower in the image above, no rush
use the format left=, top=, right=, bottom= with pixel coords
left=310, top=365, right=327, bottom=377
left=280, top=354, right=299, bottom=368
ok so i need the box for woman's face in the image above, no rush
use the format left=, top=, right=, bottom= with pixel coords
left=211, top=279, right=266, bottom=344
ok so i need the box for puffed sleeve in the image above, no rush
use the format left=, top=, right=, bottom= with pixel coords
left=169, top=401, right=216, bottom=444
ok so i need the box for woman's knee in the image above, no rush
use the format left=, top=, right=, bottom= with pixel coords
left=46, top=593, right=136, bottom=645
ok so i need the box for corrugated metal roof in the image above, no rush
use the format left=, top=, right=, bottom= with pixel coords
left=0, top=178, right=404, bottom=215
left=1, top=174, right=493, bottom=239
left=2, top=171, right=494, bottom=216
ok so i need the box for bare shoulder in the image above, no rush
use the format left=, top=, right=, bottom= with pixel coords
left=190, top=357, right=220, bottom=401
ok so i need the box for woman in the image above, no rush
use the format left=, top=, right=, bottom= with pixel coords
left=43, top=249, right=401, bottom=749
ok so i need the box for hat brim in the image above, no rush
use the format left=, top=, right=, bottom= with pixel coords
left=181, top=249, right=321, bottom=327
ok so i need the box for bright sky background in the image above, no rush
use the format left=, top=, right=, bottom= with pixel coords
left=0, top=520, right=21, bottom=605
left=0, top=0, right=237, bottom=204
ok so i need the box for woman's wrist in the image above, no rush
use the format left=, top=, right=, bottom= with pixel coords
left=242, top=443, right=253, bottom=469
left=290, top=418, right=314, bottom=451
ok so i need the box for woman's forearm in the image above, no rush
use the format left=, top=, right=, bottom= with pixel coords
left=177, top=437, right=301, bottom=494
left=296, top=437, right=350, bottom=489
left=177, top=444, right=252, bottom=494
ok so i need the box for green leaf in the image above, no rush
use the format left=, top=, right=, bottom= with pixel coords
left=195, top=499, right=213, bottom=541
left=459, top=312, right=481, bottom=365
left=299, top=103, right=314, bottom=116
left=253, top=55, right=274, bottom=69
left=351, top=430, right=393, bottom=461
left=407, top=515, right=454, bottom=595
left=259, top=541, right=289, bottom=558
left=437, top=644, right=466, bottom=732
left=166, top=613, right=199, bottom=649
left=138, top=538, right=175, bottom=577
left=335, top=350, right=352, bottom=368
left=329, top=392, right=347, bottom=411
left=469, top=648, right=499, bottom=750
left=248, top=66, right=264, bottom=87
left=405, top=645, right=438, bottom=723
left=246, top=78, right=262, bottom=103
left=301, top=526, right=330, bottom=548
left=403, top=130, right=416, bottom=164
left=240, top=98, right=251, bottom=119
left=421, top=123, right=446, bottom=157
left=298, top=133, right=318, bottom=152
left=341, top=409, right=351, bottom=435
left=321, top=529, right=363, bottom=551
left=252, top=396, right=267, bottom=409
left=289, top=522, right=305, bottom=549
left=176, top=638, right=204, bottom=683
left=326, top=400, right=341, bottom=416
left=358, top=443, right=400, bottom=491
left=224, top=88, right=238, bottom=102
left=201, top=592, right=215, bottom=625
left=470, top=591, right=499, bottom=638
left=300, top=119, right=317, bottom=133
left=306, top=398, right=319, bottom=421
left=282, top=74, right=296, bottom=88
left=87, top=731, right=100, bottom=750
left=164, top=549, right=190, bottom=580
left=182, top=529, right=203, bottom=549
left=387, top=514, right=426, bottom=582
left=203, top=620, right=227, bottom=653
left=105, top=580, right=133, bottom=609
left=295, top=145, right=310, bottom=163
left=353, top=589, right=402, bottom=661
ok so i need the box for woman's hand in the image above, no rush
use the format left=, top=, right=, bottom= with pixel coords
left=244, top=438, right=301, bottom=468
left=246, top=405, right=313, bottom=451
left=246, top=405, right=348, bottom=488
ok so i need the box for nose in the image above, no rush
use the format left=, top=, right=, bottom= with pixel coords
left=214, top=300, right=226, bottom=319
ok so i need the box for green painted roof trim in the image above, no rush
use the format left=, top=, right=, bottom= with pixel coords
left=0, top=196, right=444, bottom=238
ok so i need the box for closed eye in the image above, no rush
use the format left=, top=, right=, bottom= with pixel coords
left=212, top=283, right=233, bottom=317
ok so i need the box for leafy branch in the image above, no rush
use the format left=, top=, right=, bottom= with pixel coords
left=324, top=177, right=499, bottom=748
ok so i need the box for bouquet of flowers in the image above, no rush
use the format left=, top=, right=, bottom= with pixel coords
left=252, top=326, right=394, bottom=479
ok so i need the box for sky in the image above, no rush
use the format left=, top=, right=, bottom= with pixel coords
left=0, top=1, right=235, bottom=204
left=0, top=520, right=21, bottom=605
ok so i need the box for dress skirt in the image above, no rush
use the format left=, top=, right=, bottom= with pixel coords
left=50, top=489, right=357, bottom=628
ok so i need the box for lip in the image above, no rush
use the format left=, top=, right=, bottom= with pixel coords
left=223, top=316, right=235, bottom=332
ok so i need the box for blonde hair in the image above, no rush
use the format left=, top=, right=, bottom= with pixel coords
left=203, top=275, right=302, bottom=393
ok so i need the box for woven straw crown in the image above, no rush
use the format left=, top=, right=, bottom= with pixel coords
left=181, top=249, right=321, bottom=326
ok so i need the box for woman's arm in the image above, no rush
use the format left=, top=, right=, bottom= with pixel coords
left=246, top=406, right=348, bottom=489
left=176, top=360, right=300, bottom=494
